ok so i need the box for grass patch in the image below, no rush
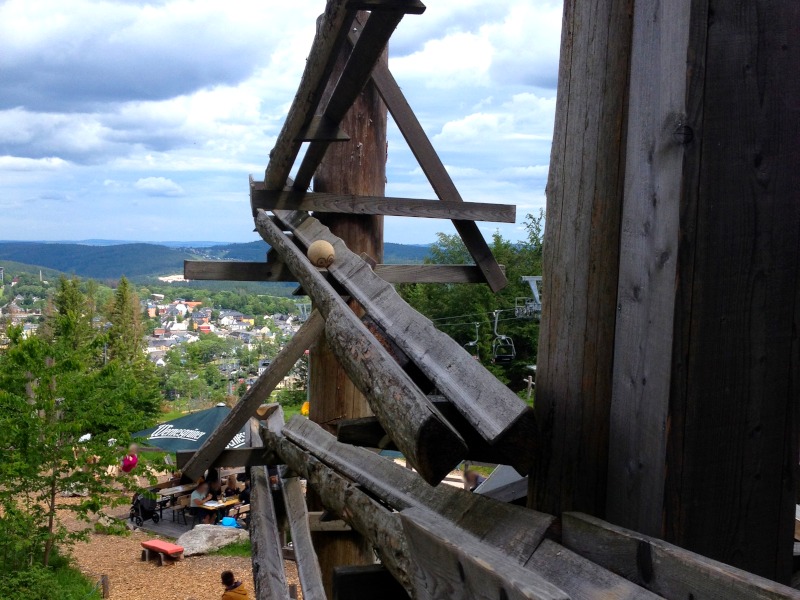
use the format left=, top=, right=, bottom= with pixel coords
left=211, top=539, right=252, bottom=558
left=0, top=559, right=103, bottom=600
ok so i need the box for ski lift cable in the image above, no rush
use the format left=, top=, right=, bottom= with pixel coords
left=431, top=307, right=516, bottom=323
left=436, top=315, right=526, bottom=328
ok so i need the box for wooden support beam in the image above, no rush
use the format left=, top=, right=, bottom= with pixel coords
left=184, top=259, right=293, bottom=282
left=185, top=258, right=499, bottom=284
left=332, top=565, right=408, bottom=600
left=561, top=513, right=800, bottom=600
left=309, top=512, right=352, bottom=533
left=263, top=1, right=356, bottom=190
left=280, top=417, right=554, bottom=565
left=524, top=539, right=660, bottom=600
left=255, top=211, right=467, bottom=485
left=181, top=311, right=324, bottom=480
left=252, top=188, right=515, bottom=223
left=606, top=0, right=800, bottom=582
left=261, top=425, right=412, bottom=593
left=270, top=211, right=537, bottom=473
left=250, top=466, right=290, bottom=599
left=399, top=506, right=569, bottom=600
left=176, top=448, right=276, bottom=470
left=293, top=9, right=409, bottom=191
left=527, top=0, right=633, bottom=521
left=346, top=0, right=425, bottom=14
left=282, top=477, right=326, bottom=600
left=365, top=51, right=507, bottom=291
left=296, top=115, right=350, bottom=142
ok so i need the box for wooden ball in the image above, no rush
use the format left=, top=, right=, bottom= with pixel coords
left=307, top=240, right=335, bottom=267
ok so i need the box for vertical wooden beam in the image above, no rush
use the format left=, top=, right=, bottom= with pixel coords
left=308, top=12, right=387, bottom=595
left=607, top=0, right=800, bottom=582
left=529, top=0, right=634, bottom=517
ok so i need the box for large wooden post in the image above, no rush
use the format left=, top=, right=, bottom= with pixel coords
left=529, top=0, right=634, bottom=517
left=307, top=24, right=387, bottom=597
left=606, top=0, right=800, bottom=582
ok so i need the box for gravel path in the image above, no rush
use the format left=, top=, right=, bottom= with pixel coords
left=60, top=498, right=301, bottom=600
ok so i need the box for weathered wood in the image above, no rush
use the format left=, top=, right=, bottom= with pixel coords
left=184, top=259, right=292, bottom=282
left=309, top=512, right=352, bottom=533
left=480, top=477, right=529, bottom=504
left=261, top=425, right=412, bottom=593
left=605, top=0, right=695, bottom=541
left=562, top=512, right=800, bottom=600
left=293, top=9, right=408, bottom=191
left=525, top=539, right=660, bottom=600
left=186, top=257, right=501, bottom=284
left=365, top=49, right=506, bottom=291
left=607, top=0, right=800, bottom=581
left=252, top=188, right=515, bottom=223
left=270, top=210, right=537, bottom=472
left=176, top=448, right=276, bottom=470
left=528, top=0, right=633, bottom=519
left=250, top=466, right=290, bottom=600
left=346, top=0, right=425, bottom=14
left=282, top=416, right=554, bottom=565
left=332, top=565, right=408, bottom=600
left=400, top=506, right=569, bottom=600
left=296, top=115, right=350, bottom=142
left=181, top=311, right=324, bottom=480
left=263, top=1, right=355, bottom=190
left=256, top=211, right=466, bottom=485
left=282, top=477, right=326, bottom=600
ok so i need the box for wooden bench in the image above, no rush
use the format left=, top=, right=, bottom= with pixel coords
left=140, top=539, right=184, bottom=566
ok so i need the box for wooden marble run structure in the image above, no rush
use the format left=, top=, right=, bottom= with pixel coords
left=179, top=0, right=800, bottom=598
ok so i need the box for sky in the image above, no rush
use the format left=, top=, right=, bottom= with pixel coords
left=0, top=0, right=563, bottom=245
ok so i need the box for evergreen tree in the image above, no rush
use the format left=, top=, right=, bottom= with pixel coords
left=106, top=276, right=143, bottom=364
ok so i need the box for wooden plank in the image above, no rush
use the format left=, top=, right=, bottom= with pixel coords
left=527, top=0, right=633, bottom=519
left=282, top=477, right=326, bottom=600
left=293, top=9, right=408, bottom=191
left=605, top=0, right=694, bottom=537
left=184, top=259, right=292, bottom=282
left=176, top=448, right=276, bottom=470
left=252, top=189, right=515, bottom=223
left=367, top=59, right=506, bottom=292
left=346, top=0, right=425, bottom=14
left=186, top=258, right=500, bottom=284
left=400, top=506, right=569, bottom=600
left=263, top=0, right=355, bottom=190
left=181, top=311, right=324, bottom=480
left=525, top=539, right=660, bottom=600
left=250, top=466, right=290, bottom=600
left=562, top=512, right=800, bottom=600
left=480, top=477, right=529, bottom=504
left=332, top=565, right=408, bottom=600
left=281, top=416, right=554, bottom=565
left=261, top=425, right=412, bottom=593
left=309, top=512, right=352, bottom=533
left=296, top=115, right=350, bottom=142
left=271, top=210, right=537, bottom=472
left=660, top=1, right=800, bottom=582
left=256, top=212, right=466, bottom=485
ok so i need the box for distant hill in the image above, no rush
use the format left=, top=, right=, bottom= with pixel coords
left=0, top=240, right=431, bottom=280
left=0, top=242, right=196, bottom=280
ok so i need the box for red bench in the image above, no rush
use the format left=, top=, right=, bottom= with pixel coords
left=141, top=539, right=184, bottom=566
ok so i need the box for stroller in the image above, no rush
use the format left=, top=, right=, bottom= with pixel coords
left=129, top=491, right=161, bottom=527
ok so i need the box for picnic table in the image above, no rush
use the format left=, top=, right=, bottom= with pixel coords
left=197, top=496, right=241, bottom=523
left=159, top=483, right=197, bottom=498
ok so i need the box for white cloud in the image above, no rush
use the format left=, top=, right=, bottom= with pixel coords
left=0, top=156, right=68, bottom=171
left=134, top=176, right=185, bottom=197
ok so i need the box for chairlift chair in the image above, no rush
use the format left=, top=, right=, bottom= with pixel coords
left=463, top=322, right=481, bottom=360
left=491, top=310, right=516, bottom=364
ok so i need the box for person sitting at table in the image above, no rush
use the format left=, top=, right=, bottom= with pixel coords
left=223, top=474, right=239, bottom=498
left=208, top=479, right=223, bottom=501
left=237, top=477, right=251, bottom=505
left=190, top=482, right=214, bottom=524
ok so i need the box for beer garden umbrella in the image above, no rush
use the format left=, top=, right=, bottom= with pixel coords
left=132, top=403, right=247, bottom=452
